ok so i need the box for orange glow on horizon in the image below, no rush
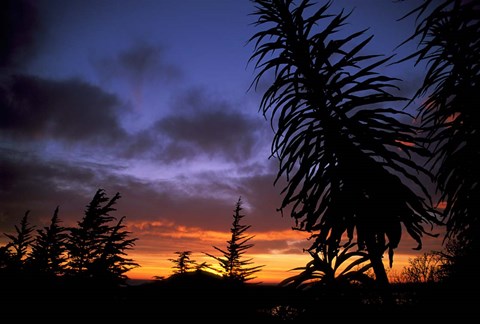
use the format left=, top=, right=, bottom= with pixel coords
left=124, top=221, right=440, bottom=284
left=126, top=251, right=419, bottom=284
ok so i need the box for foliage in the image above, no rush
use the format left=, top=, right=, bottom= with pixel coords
left=206, top=197, right=263, bottom=282
left=435, top=237, right=473, bottom=282
left=2, top=211, right=35, bottom=271
left=249, top=0, right=439, bottom=287
left=29, top=206, right=68, bottom=277
left=399, top=0, right=480, bottom=262
left=281, top=242, right=373, bottom=289
left=66, top=189, right=117, bottom=276
left=401, top=252, right=446, bottom=283
left=169, top=251, right=197, bottom=274
left=89, top=216, right=139, bottom=282
left=65, top=189, right=138, bottom=283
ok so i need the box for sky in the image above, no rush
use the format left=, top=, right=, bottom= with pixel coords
left=0, top=0, right=443, bottom=283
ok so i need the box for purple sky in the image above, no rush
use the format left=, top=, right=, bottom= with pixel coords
left=1, top=0, right=440, bottom=281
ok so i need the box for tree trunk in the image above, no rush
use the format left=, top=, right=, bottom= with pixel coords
left=366, top=240, right=394, bottom=306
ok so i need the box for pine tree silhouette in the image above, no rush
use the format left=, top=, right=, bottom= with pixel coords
left=29, top=206, right=68, bottom=277
left=90, top=216, right=138, bottom=283
left=169, top=251, right=196, bottom=274
left=206, top=197, right=263, bottom=282
left=65, top=189, right=138, bottom=282
left=3, top=211, right=35, bottom=272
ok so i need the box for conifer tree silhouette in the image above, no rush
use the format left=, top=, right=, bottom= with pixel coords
left=3, top=211, right=35, bottom=272
left=90, top=216, right=138, bottom=283
left=29, top=206, right=68, bottom=277
left=169, top=251, right=196, bottom=274
left=65, top=189, right=138, bottom=282
left=206, top=197, right=263, bottom=282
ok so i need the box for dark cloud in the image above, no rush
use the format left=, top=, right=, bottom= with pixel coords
left=156, top=110, right=262, bottom=161
left=0, top=149, right=103, bottom=229
left=149, top=88, right=269, bottom=162
left=119, top=129, right=160, bottom=159
left=0, top=75, right=129, bottom=145
left=0, top=146, right=237, bottom=233
left=239, top=170, right=296, bottom=232
left=92, top=41, right=182, bottom=92
left=0, top=0, right=43, bottom=70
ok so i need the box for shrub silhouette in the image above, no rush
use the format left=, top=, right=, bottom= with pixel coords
left=400, top=252, right=446, bottom=283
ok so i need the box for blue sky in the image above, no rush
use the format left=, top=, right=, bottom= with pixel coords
left=1, top=0, right=440, bottom=281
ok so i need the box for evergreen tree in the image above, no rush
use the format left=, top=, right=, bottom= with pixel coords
left=169, top=251, right=196, bottom=274
left=206, top=197, right=263, bottom=282
left=90, top=216, right=139, bottom=283
left=3, top=211, right=35, bottom=272
left=29, top=206, right=68, bottom=277
left=65, top=188, right=138, bottom=282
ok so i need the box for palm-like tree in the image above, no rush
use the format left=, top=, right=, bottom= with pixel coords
left=281, top=243, right=373, bottom=311
left=249, top=0, right=440, bottom=290
left=399, top=0, right=480, bottom=278
left=281, top=242, right=373, bottom=290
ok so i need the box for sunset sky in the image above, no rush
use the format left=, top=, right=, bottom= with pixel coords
left=0, top=0, right=443, bottom=283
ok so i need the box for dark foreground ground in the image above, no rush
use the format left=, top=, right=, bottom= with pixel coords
left=1, top=272, right=478, bottom=322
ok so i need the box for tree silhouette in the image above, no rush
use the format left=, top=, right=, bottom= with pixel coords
left=3, top=211, right=35, bottom=272
left=169, top=251, right=196, bottom=274
left=435, top=237, right=468, bottom=283
left=206, top=197, right=263, bottom=282
left=29, top=206, right=68, bottom=277
left=89, top=216, right=139, bottom=283
left=281, top=242, right=373, bottom=289
left=400, top=252, right=446, bottom=283
left=281, top=242, right=374, bottom=314
left=249, top=0, right=440, bottom=292
left=65, top=188, right=138, bottom=282
left=399, top=0, right=480, bottom=282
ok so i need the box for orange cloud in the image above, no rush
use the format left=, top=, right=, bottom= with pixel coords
left=127, top=220, right=309, bottom=244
